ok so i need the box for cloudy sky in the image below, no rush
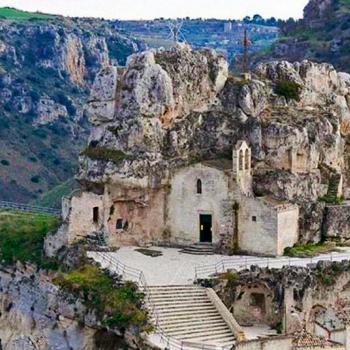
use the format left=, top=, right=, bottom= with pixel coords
left=0, top=0, right=309, bottom=20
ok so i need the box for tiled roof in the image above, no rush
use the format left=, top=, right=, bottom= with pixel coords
left=293, top=330, right=343, bottom=348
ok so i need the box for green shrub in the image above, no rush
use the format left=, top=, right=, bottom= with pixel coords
left=273, top=321, right=283, bottom=334
left=319, top=195, right=344, bottom=205
left=0, top=210, right=60, bottom=265
left=218, top=271, right=239, bottom=285
left=284, top=242, right=333, bottom=257
left=1, top=159, right=10, bottom=166
left=82, top=145, right=128, bottom=164
left=32, top=128, right=48, bottom=139
left=29, top=156, right=38, bottom=163
left=54, top=265, right=149, bottom=330
left=275, top=80, right=301, bottom=101
left=31, top=175, right=41, bottom=183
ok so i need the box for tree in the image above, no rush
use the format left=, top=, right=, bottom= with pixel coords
left=252, top=14, right=264, bottom=25
left=243, top=16, right=251, bottom=24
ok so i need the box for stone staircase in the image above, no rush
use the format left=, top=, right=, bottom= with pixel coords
left=86, top=231, right=109, bottom=250
left=180, top=243, right=215, bottom=255
left=146, top=285, right=237, bottom=348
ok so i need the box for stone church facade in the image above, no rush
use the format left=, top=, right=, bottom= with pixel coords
left=60, top=141, right=299, bottom=256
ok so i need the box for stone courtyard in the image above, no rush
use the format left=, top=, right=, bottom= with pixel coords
left=90, top=246, right=350, bottom=285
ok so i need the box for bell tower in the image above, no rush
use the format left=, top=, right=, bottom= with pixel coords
left=232, top=140, right=252, bottom=196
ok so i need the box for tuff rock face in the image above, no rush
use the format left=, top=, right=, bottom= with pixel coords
left=81, top=45, right=350, bottom=242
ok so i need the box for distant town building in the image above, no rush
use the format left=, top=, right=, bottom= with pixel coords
left=224, top=22, right=232, bottom=33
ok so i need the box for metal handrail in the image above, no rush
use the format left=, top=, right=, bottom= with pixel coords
left=0, top=200, right=61, bottom=216
left=194, top=252, right=350, bottom=279
left=92, top=251, right=233, bottom=350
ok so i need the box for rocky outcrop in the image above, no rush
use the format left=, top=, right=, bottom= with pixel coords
left=0, top=264, right=97, bottom=350
left=323, top=204, right=350, bottom=240
left=0, top=262, right=152, bottom=350
left=35, top=97, right=68, bottom=125
left=0, top=16, right=142, bottom=204
left=213, top=261, right=350, bottom=334
left=257, top=0, right=350, bottom=73
left=79, top=45, right=350, bottom=242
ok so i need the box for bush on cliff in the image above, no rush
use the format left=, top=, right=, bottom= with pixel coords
left=81, top=145, right=128, bottom=164
left=54, top=265, right=149, bottom=330
left=274, top=80, right=301, bottom=101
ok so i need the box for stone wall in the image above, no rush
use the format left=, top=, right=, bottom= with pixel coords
left=167, top=164, right=233, bottom=246
left=231, top=282, right=280, bottom=326
left=66, top=190, right=105, bottom=243
left=235, top=337, right=292, bottom=350
left=277, top=207, right=299, bottom=254
left=106, top=186, right=167, bottom=246
left=238, top=197, right=278, bottom=255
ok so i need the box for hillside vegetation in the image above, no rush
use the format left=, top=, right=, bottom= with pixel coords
left=257, top=0, right=350, bottom=72
left=0, top=210, right=60, bottom=265
left=0, top=10, right=141, bottom=204
left=0, top=7, right=55, bottom=20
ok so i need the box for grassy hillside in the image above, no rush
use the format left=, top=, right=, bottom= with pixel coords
left=32, top=178, right=78, bottom=208
left=0, top=210, right=60, bottom=265
left=0, top=7, right=55, bottom=20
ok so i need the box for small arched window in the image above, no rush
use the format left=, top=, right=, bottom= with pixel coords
left=197, top=179, right=202, bottom=194
left=245, top=149, right=250, bottom=170
left=239, top=150, right=244, bottom=171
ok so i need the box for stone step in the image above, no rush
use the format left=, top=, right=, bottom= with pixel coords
left=147, top=285, right=203, bottom=289
left=147, top=288, right=207, bottom=295
left=161, top=318, right=226, bottom=331
left=148, top=295, right=208, bottom=303
left=183, top=332, right=235, bottom=343
left=146, top=284, right=236, bottom=347
left=166, top=322, right=229, bottom=336
left=157, top=305, right=217, bottom=317
left=153, top=314, right=223, bottom=326
left=147, top=291, right=207, bottom=299
left=181, top=250, right=216, bottom=255
left=180, top=243, right=215, bottom=255
left=152, top=309, right=220, bottom=323
left=149, top=300, right=212, bottom=309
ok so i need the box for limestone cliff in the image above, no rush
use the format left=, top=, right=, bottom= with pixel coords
left=80, top=44, right=350, bottom=243
left=0, top=262, right=152, bottom=350
left=0, top=15, right=142, bottom=204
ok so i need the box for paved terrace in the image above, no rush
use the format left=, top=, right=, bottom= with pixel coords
left=88, top=246, right=350, bottom=286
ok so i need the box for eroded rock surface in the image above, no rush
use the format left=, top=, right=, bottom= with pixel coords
left=80, top=45, right=350, bottom=242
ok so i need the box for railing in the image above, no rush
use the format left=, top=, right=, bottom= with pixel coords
left=90, top=251, right=233, bottom=350
left=0, top=201, right=61, bottom=216
left=194, top=252, right=350, bottom=280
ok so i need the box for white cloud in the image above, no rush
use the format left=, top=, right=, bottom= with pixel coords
left=0, top=0, right=309, bottom=20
